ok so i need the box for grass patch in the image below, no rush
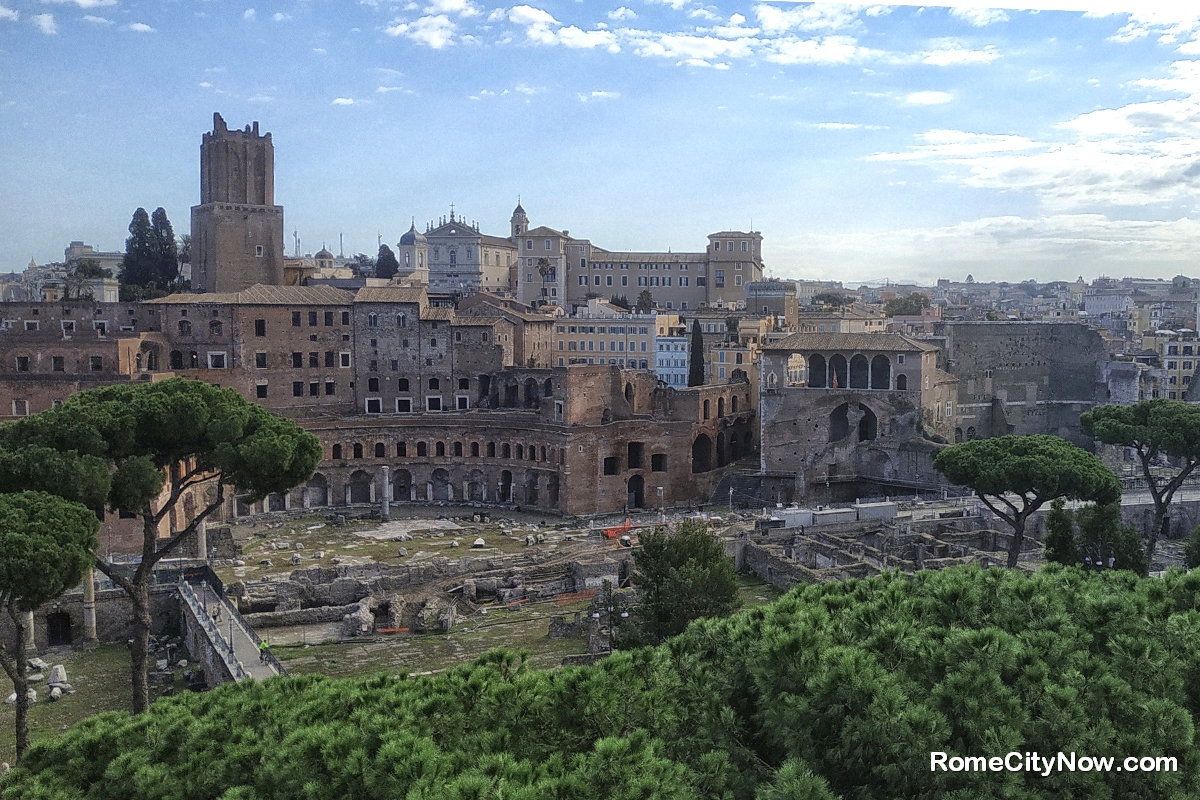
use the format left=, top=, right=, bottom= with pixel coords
left=736, top=573, right=785, bottom=609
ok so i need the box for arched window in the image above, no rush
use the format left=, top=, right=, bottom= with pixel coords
left=374, top=442, right=385, bottom=458
left=429, top=378, right=440, bottom=390
left=178, top=320, right=192, bottom=336
left=417, top=441, right=428, bottom=457
left=453, top=441, right=463, bottom=457
left=397, top=441, right=407, bottom=457
left=502, top=443, right=511, bottom=459
left=488, top=442, right=496, bottom=457
left=808, top=354, right=827, bottom=388
left=435, top=441, right=445, bottom=457
left=170, top=350, right=183, bottom=370
left=397, top=313, right=407, bottom=328
left=717, top=397, right=725, bottom=418
left=703, top=399, right=710, bottom=419
left=516, top=444, right=524, bottom=460
left=870, top=355, right=891, bottom=390
left=208, top=320, right=222, bottom=336
left=332, top=444, right=343, bottom=460
left=732, top=395, right=738, bottom=412
left=471, top=441, right=479, bottom=457
left=353, top=443, right=364, bottom=459
left=368, top=313, right=378, bottom=328
left=896, top=374, right=908, bottom=391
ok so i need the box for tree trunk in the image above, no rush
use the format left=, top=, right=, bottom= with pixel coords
left=130, top=580, right=151, bottom=715
left=10, top=608, right=29, bottom=761
left=1006, top=515, right=1026, bottom=569
left=1146, top=508, right=1169, bottom=567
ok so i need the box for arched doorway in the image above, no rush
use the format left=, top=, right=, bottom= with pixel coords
left=830, top=354, right=847, bottom=389
left=691, top=434, right=713, bottom=473
left=627, top=474, right=645, bottom=509
left=305, top=473, right=328, bottom=507
left=393, top=469, right=412, bottom=501
left=431, top=468, right=452, bottom=501
left=499, top=470, right=513, bottom=502
left=808, top=353, right=827, bottom=387
left=547, top=473, right=560, bottom=509
left=467, top=469, right=486, bottom=501
left=870, top=355, right=891, bottom=389
left=524, top=379, right=540, bottom=408
left=348, top=470, right=372, bottom=504
left=525, top=471, right=540, bottom=505
left=716, top=431, right=727, bottom=467
left=896, top=374, right=908, bottom=390
left=47, top=612, right=72, bottom=646
left=849, top=355, right=869, bottom=389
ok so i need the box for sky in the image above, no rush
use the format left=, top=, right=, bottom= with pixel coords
left=3, top=1, right=1200, bottom=286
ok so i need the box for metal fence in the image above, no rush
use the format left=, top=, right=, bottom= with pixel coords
left=177, top=581, right=248, bottom=681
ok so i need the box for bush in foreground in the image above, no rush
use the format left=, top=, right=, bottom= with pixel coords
left=3, top=564, right=1199, bottom=799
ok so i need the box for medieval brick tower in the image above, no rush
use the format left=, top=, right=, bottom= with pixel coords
left=190, top=113, right=285, bottom=293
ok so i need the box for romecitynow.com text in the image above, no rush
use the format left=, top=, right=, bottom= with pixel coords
left=930, top=752, right=1178, bottom=775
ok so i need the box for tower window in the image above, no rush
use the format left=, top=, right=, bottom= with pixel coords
left=255, top=245, right=264, bottom=258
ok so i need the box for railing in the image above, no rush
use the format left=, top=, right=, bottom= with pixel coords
left=178, top=581, right=248, bottom=681
left=220, top=592, right=287, bottom=677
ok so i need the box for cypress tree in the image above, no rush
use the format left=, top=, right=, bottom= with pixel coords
left=688, top=319, right=705, bottom=387
left=150, top=207, right=179, bottom=287
left=376, top=244, right=400, bottom=279
left=119, top=208, right=157, bottom=288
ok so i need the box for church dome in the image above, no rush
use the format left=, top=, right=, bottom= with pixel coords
left=399, top=221, right=427, bottom=246
left=314, top=247, right=334, bottom=260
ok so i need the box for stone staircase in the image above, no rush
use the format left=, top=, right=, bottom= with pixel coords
left=710, top=460, right=764, bottom=508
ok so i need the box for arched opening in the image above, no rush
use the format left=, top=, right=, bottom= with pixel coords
left=417, top=441, right=428, bottom=457
left=478, top=375, right=491, bottom=402
left=717, top=397, right=725, bottom=418
left=305, top=473, right=328, bottom=507
left=170, top=350, right=183, bottom=370
left=547, top=473, right=560, bottom=508
left=435, top=441, right=445, bottom=457
left=627, top=474, right=645, bottom=509
left=353, top=443, right=364, bottom=459
left=955, top=427, right=963, bottom=443
left=786, top=353, right=806, bottom=386
left=189, top=351, right=198, bottom=368
left=429, top=377, right=440, bottom=390
left=967, top=426, right=977, bottom=440
left=431, top=468, right=452, bottom=501
left=145, top=349, right=159, bottom=371
left=505, top=383, right=519, bottom=407
left=516, top=444, right=524, bottom=460
left=468, top=469, right=486, bottom=501
left=453, top=441, right=463, bottom=457
left=524, top=379, right=539, bottom=408
left=502, top=443, right=511, bottom=459
left=808, top=353, right=827, bottom=388
left=731, top=395, right=738, bottom=413
left=393, top=469, right=412, bottom=501
left=624, top=383, right=634, bottom=404
left=703, top=399, right=710, bottom=419
left=47, top=612, right=72, bottom=646
left=268, top=493, right=286, bottom=512
left=691, top=434, right=713, bottom=473
left=830, top=354, right=847, bottom=389
left=374, top=442, right=385, bottom=458
left=209, top=320, right=223, bottom=336
left=525, top=471, right=540, bottom=505
left=831, top=402, right=879, bottom=442
left=870, top=355, right=891, bottom=389
left=471, top=441, right=480, bottom=457
left=849, top=355, right=869, bottom=389
left=716, top=431, right=727, bottom=466
left=500, top=470, right=513, bottom=502
left=348, top=470, right=372, bottom=504
left=332, top=444, right=343, bottom=460
left=896, top=374, right=908, bottom=391
left=858, top=405, right=877, bottom=441
left=543, top=378, right=553, bottom=397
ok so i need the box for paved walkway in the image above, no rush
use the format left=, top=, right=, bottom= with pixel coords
left=195, top=584, right=279, bottom=681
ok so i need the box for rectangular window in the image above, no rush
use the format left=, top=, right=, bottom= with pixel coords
left=292, top=381, right=304, bottom=397
left=256, top=352, right=268, bottom=369
left=603, top=456, right=619, bottom=475
left=398, top=378, right=410, bottom=391
left=309, top=381, right=319, bottom=396
left=715, top=270, right=725, bottom=288
left=292, top=352, right=303, bottom=369
left=308, top=311, right=318, bottom=326
left=325, top=351, right=335, bottom=368
left=254, top=319, right=266, bottom=337
left=325, top=381, right=335, bottom=395
left=697, top=277, right=706, bottom=287
left=255, top=245, right=264, bottom=258
left=366, top=398, right=382, bottom=413
left=61, top=320, right=74, bottom=332
left=342, top=311, right=350, bottom=325
left=396, top=398, right=412, bottom=413
left=340, top=352, right=351, bottom=368
left=12, top=400, right=28, bottom=417
left=24, top=320, right=38, bottom=331
left=308, top=352, right=318, bottom=368
left=456, top=395, right=468, bottom=410
left=368, top=377, right=380, bottom=392
left=256, top=384, right=268, bottom=399
left=292, top=311, right=301, bottom=326
left=651, top=453, right=667, bottom=472
left=52, top=356, right=64, bottom=372
left=207, top=352, right=226, bottom=369
left=426, top=396, right=442, bottom=411
left=324, top=311, right=335, bottom=326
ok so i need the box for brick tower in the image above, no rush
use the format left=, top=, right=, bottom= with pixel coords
left=190, top=113, right=285, bottom=293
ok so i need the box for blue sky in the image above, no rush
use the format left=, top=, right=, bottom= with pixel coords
left=2, top=1, right=1200, bottom=285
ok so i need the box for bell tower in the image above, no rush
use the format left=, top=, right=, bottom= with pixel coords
left=510, top=200, right=528, bottom=239
left=190, top=113, right=285, bottom=293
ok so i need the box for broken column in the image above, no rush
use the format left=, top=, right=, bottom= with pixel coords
left=196, top=519, right=208, bottom=560
left=381, top=466, right=390, bottom=521
left=82, top=568, right=97, bottom=643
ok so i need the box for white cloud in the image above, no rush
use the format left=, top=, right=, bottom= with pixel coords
left=82, top=14, right=112, bottom=23
left=687, top=7, right=719, bottom=21
left=557, top=25, right=619, bottom=49
left=869, top=129, right=1042, bottom=160
left=0, top=6, right=17, bottom=21
left=578, top=89, right=619, bottom=101
left=645, top=0, right=687, bottom=10
left=608, top=6, right=635, bottom=21
left=808, top=122, right=888, bottom=130
left=775, top=215, right=1200, bottom=285
left=766, top=35, right=881, bottom=65
left=199, top=81, right=213, bottom=88
left=425, top=0, right=479, bottom=16
left=948, top=8, right=1008, bottom=26
left=752, top=3, right=863, bottom=35
left=243, top=8, right=256, bottom=21
left=127, top=22, right=154, bottom=32
left=273, top=12, right=290, bottom=21
left=386, top=14, right=456, bottom=47
left=905, top=90, right=953, bottom=104
left=32, top=13, right=55, bottom=33
left=313, top=47, right=326, bottom=53
left=377, top=85, right=414, bottom=94
left=332, top=97, right=355, bottom=105
left=40, top=0, right=114, bottom=7
left=918, top=43, right=999, bottom=66
left=248, top=94, right=274, bottom=103
left=515, top=83, right=537, bottom=94
left=508, top=6, right=618, bottom=51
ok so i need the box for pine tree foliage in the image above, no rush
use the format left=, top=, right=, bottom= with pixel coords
left=6, top=565, right=1200, bottom=798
